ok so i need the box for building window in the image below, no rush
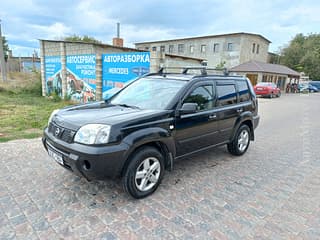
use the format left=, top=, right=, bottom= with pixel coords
left=145, top=47, right=149, bottom=51
left=213, top=43, right=219, bottom=53
left=178, top=44, right=184, bottom=53
left=227, top=43, right=234, bottom=51
left=160, top=45, right=165, bottom=52
left=201, top=45, right=206, bottom=53
left=152, top=46, right=157, bottom=51
left=169, top=45, right=174, bottom=53
left=190, top=45, right=194, bottom=54
left=252, top=43, right=256, bottom=53
left=256, top=44, right=260, bottom=54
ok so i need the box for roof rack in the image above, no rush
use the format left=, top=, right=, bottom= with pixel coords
left=156, top=66, right=229, bottom=76
left=182, top=67, right=229, bottom=76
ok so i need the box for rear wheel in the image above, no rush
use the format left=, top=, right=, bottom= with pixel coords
left=122, top=147, right=165, bottom=199
left=227, top=125, right=251, bottom=156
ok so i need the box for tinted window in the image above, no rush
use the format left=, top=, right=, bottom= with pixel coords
left=217, top=84, right=237, bottom=106
left=238, top=81, right=250, bottom=102
left=183, top=85, right=214, bottom=111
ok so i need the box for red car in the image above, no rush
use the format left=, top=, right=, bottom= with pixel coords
left=254, top=82, right=281, bottom=98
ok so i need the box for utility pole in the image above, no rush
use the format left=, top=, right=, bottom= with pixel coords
left=0, top=19, right=7, bottom=82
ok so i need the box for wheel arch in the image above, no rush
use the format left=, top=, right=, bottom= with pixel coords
left=120, top=128, right=176, bottom=177
left=230, top=115, right=254, bottom=142
left=120, top=140, right=174, bottom=177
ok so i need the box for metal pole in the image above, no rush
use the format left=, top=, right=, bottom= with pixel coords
left=0, top=19, right=7, bottom=82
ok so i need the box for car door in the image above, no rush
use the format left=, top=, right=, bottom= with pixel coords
left=215, top=81, right=240, bottom=142
left=175, top=81, right=220, bottom=157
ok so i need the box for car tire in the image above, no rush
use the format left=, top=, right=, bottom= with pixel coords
left=122, top=147, right=165, bottom=199
left=227, top=125, right=251, bottom=156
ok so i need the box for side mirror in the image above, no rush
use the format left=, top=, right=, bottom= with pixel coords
left=179, top=103, right=198, bottom=114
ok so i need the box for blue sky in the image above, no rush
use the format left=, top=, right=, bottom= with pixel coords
left=1, top=0, right=320, bottom=56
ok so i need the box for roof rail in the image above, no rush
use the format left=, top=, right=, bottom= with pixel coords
left=182, top=67, right=229, bottom=76
left=149, top=66, right=229, bottom=76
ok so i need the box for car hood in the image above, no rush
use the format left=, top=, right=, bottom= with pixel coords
left=51, top=101, right=169, bottom=130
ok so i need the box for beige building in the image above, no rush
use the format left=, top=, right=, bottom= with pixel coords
left=230, top=60, right=300, bottom=90
left=135, top=32, right=271, bottom=68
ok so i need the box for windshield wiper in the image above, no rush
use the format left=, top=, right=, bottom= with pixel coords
left=114, top=103, right=140, bottom=109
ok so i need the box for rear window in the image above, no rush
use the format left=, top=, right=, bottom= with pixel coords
left=238, top=81, right=250, bottom=102
left=216, top=84, right=237, bottom=106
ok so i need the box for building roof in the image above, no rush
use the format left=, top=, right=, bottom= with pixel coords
left=230, top=60, right=300, bottom=77
left=164, top=53, right=204, bottom=61
left=135, top=32, right=271, bottom=45
left=39, top=39, right=145, bottom=52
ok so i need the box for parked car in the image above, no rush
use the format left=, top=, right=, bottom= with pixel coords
left=254, top=82, right=281, bottom=98
left=306, top=82, right=320, bottom=92
left=43, top=67, right=260, bottom=199
left=298, top=83, right=319, bottom=93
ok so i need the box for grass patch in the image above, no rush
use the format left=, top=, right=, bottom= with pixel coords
left=0, top=72, right=73, bottom=142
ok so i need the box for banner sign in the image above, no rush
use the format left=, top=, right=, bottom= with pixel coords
left=66, top=54, right=96, bottom=103
left=102, top=52, right=150, bottom=98
left=45, top=56, right=62, bottom=96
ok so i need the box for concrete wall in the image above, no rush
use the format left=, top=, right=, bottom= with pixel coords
left=40, top=40, right=203, bottom=100
left=136, top=33, right=270, bottom=69
left=149, top=52, right=202, bottom=73
left=239, top=35, right=269, bottom=64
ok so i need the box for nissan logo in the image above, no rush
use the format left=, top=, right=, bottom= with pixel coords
left=55, top=127, right=60, bottom=136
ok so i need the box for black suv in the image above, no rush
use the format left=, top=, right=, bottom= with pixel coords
left=43, top=67, right=260, bottom=199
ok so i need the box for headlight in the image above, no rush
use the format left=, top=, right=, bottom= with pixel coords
left=48, top=109, right=60, bottom=126
left=74, top=124, right=111, bottom=145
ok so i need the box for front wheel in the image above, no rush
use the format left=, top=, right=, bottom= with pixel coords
left=227, top=125, right=251, bottom=156
left=122, top=147, right=165, bottom=199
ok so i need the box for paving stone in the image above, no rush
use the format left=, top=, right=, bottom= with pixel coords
left=0, top=94, right=320, bottom=239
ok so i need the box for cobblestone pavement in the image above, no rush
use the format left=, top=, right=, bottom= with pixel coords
left=0, top=93, right=320, bottom=240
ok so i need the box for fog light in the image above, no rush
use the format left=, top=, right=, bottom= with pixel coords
left=83, top=160, right=91, bottom=170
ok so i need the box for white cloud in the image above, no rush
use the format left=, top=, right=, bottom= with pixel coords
left=29, top=22, right=72, bottom=39
left=1, top=0, right=320, bottom=56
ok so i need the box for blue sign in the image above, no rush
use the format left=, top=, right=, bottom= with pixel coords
left=66, top=54, right=96, bottom=103
left=102, top=52, right=150, bottom=97
left=45, top=56, right=62, bottom=96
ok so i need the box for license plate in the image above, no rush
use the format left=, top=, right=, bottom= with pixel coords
left=48, top=148, right=64, bottom=165
left=257, top=87, right=263, bottom=90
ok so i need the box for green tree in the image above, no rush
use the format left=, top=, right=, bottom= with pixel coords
left=280, top=33, right=320, bottom=79
left=64, top=34, right=101, bottom=44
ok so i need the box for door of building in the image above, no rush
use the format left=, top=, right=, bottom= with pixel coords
left=246, top=74, right=258, bottom=86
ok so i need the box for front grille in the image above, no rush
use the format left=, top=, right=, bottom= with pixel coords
left=49, top=123, right=75, bottom=143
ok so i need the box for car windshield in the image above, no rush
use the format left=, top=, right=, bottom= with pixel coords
left=110, top=78, right=186, bottom=110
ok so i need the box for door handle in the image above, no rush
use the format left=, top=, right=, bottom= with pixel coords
left=209, top=114, right=217, bottom=119
left=237, top=108, right=243, bottom=113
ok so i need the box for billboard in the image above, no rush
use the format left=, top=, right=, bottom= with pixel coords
left=66, top=54, right=96, bottom=103
left=102, top=52, right=150, bottom=99
left=45, top=56, right=62, bottom=97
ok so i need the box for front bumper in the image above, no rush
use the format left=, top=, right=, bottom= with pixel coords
left=42, top=128, right=130, bottom=180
